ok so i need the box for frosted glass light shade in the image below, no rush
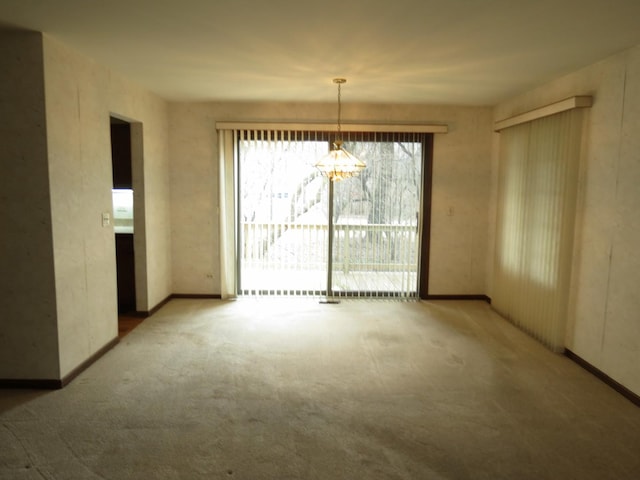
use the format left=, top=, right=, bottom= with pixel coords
left=315, top=141, right=366, bottom=181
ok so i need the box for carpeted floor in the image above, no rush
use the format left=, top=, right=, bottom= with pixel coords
left=1, top=298, right=639, bottom=479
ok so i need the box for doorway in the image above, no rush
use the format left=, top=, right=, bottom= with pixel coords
left=237, top=130, right=431, bottom=298
left=110, top=116, right=139, bottom=336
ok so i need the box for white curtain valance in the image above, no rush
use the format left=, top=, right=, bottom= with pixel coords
left=494, top=96, right=592, bottom=132
left=216, top=121, right=448, bottom=134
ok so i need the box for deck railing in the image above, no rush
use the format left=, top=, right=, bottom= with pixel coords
left=241, top=222, right=418, bottom=274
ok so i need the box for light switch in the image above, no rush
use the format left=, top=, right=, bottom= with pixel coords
left=102, top=212, right=111, bottom=227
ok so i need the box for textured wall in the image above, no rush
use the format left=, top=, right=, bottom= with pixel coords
left=168, top=101, right=493, bottom=296
left=168, top=103, right=219, bottom=294
left=0, top=30, right=59, bottom=379
left=492, top=44, right=640, bottom=395
left=42, top=35, right=171, bottom=378
left=429, top=107, right=493, bottom=294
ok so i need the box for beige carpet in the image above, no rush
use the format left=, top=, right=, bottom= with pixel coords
left=1, top=298, right=639, bottom=479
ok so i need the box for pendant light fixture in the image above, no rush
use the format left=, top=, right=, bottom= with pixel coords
left=314, top=78, right=366, bottom=181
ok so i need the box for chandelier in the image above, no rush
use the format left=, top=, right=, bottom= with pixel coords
left=314, top=78, right=366, bottom=181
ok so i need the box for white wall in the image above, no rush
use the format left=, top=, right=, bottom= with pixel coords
left=492, top=45, right=640, bottom=395
left=0, top=30, right=59, bottom=379
left=168, top=101, right=493, bottom=296
left=42, top=35, right=172, bottom=378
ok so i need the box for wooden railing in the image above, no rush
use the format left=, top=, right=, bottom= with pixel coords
left=241, top=222, right=418, bottom=274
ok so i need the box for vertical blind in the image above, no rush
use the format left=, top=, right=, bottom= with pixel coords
left=492, top=109, right=584, bottom=351
left=330, top=131, right=425, bottom=298
left=238, top=129, right=329, bottom=296
left=220, top=128, right=428, bottom=298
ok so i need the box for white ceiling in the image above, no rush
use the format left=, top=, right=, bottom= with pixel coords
left=2, top=0, right=640, bottom=105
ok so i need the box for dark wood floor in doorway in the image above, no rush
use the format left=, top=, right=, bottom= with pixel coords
left=118, top=314, right=144, bottom=338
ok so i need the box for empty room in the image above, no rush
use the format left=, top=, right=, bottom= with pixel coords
left=1, top=1, right=639, bottom=479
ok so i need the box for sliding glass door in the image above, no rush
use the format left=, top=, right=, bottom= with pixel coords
left=237, top=130, right=428, bottom=298
left=331, top=134, right=423, bottom=296
left=238, top=131, right=329, bottom=295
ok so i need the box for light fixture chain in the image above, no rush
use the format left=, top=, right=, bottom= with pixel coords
left=337, top=81, right=342, bottom=137
left=315, top=77, right=365, bottom=182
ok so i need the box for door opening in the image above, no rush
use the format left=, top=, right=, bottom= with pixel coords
left=110, top=116, right=139, bottom=336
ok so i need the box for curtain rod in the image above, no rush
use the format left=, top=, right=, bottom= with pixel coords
left=494, top=96, right=592, bottom=132
left=216, top=121, right=448, bottom=134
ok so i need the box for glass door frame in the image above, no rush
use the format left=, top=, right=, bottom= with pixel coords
left=235, top=130, right=433, bottom=298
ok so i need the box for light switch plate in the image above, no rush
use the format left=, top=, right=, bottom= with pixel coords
left=102, top=212, right=111, bottom=227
